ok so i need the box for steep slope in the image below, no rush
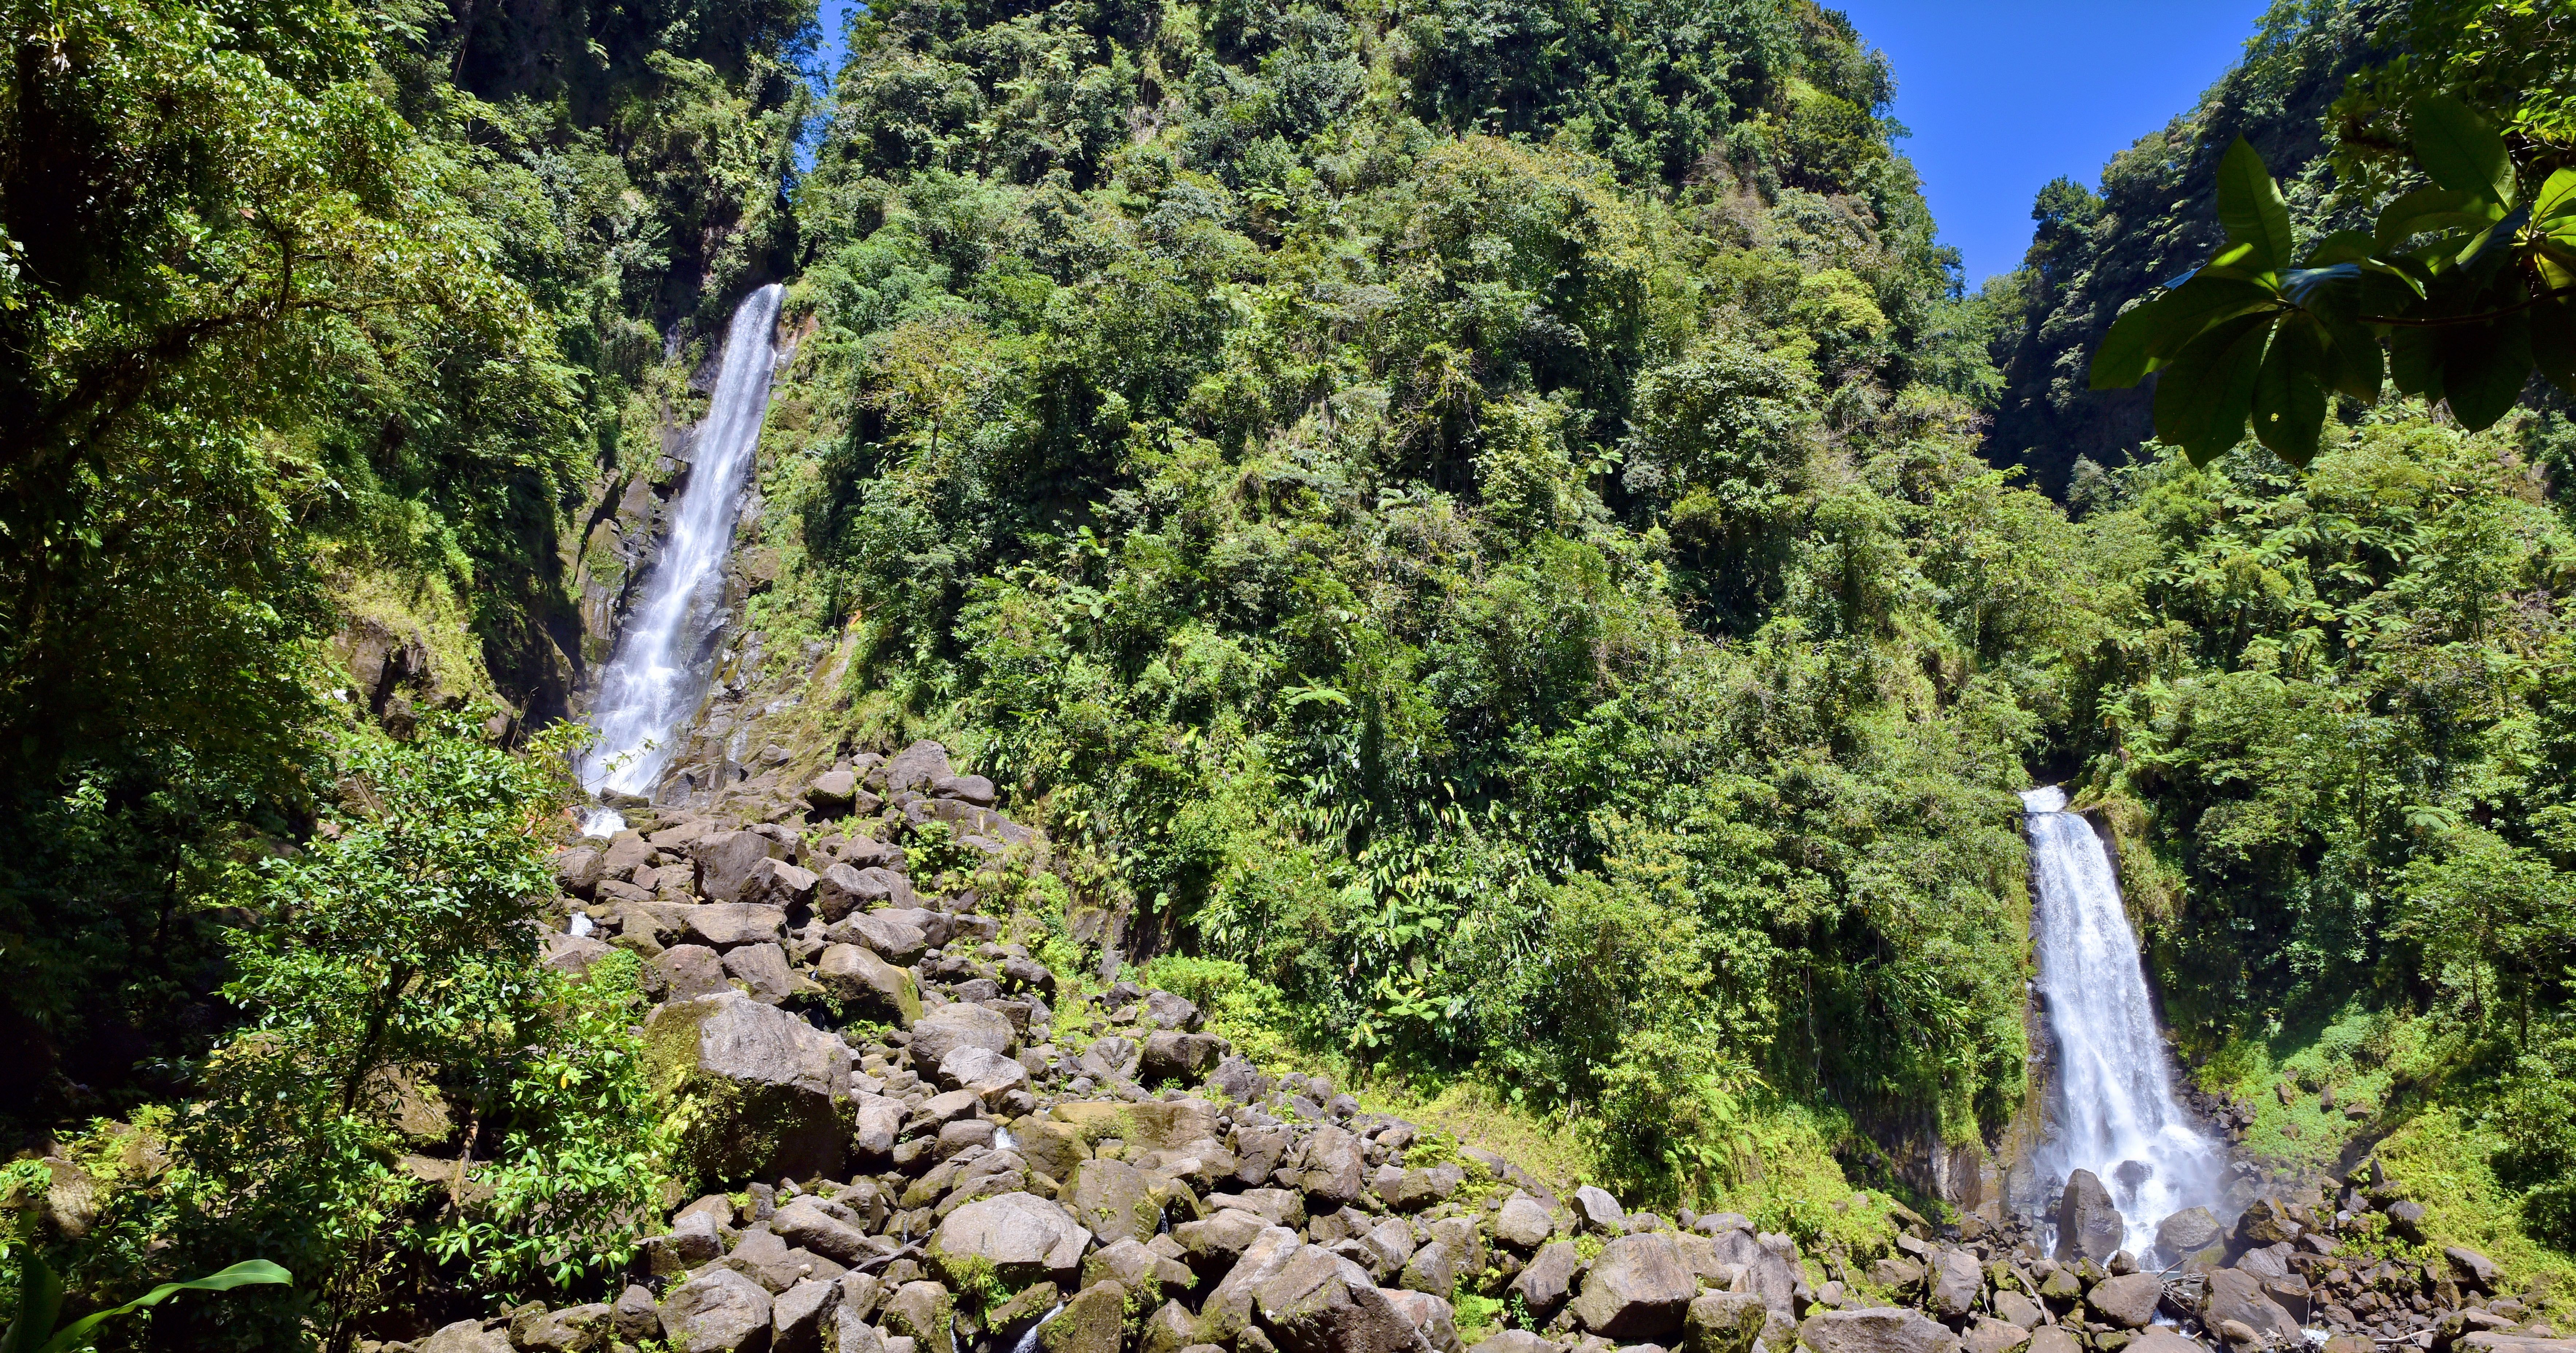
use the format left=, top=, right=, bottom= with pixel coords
left=1978, top=2, right=2382, bottom=499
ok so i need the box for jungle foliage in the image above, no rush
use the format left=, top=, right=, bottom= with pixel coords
left=780, top=0, right=2071, bottom=1193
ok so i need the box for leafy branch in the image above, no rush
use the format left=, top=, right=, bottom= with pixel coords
left=2090, top=94, right=2576, bottom=466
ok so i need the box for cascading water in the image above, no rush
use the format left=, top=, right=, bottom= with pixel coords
left=581, top=283, right=785, bottom=803
left=2022, top=785, right=2224, bottom=1259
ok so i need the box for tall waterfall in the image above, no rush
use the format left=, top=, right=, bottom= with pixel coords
left=2022, top=785, right=2223, bottom=1255
left=582, top=284, right=785, bottom=800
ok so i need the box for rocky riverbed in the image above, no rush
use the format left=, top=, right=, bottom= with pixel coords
left=382, top=742, right=2568, bottom=1353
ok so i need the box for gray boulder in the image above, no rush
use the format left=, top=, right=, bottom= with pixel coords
left=1296, top=1126, right=1366, bottom=1207
left=937, top=1045, right=1030, bottom=1102
left=818, top=865, right=917, bottom=922
left=659, top=944, right=732, bottom=1001
left=722, top=942, right=804, bottom=1004
left=686, top=903, right=790, bottom=951
left=1141, top=1030, right=1229, bottom=1085
left=543, top=931, right=615, bottom=978
left=1797, top=1309, right=1964, bottom=1353
left=2156, top=1207, right=2225, bottom=1263
left=816, top=944, right=922, bottom=1026
left=1570, top=1233, right=1696, bottom=1341
left=830, top=908, right=928, bottom=963
left=1382, top=1289, right=1464, bottom=1353
left=1196, top=1225, right=1306, bottom=1348
left=2201, top=1269, right=2300, bottom=1345
left=1512, top=1241, right=1580, bottom=1320
left=1141, top=990, right=1204, bottom=1031
left=1573, top=1185, right=1626, bottom=1233
left=662, top=1268, right=776, bottom=1353
left=2087, top=1272, right=2163, bottom=1329
left=775, top=1196, right=876, bottom=1266
left=775, top=1278, right=842, bottom=1353
left=646, top=993, right=850, bottom=1186
left=881, top=740, right=957, bottom=794
left=2445, top=1246, right=2500, bottom=1292
left=910, top=1002, right=1016, bottom=1070
left=697, top=831, right=782, bottom=903
left=2054, top=1170, right=2125, bottom=1264
left=514, top=1303, right=612, bottom=1352
left=1067, top=1157, right=1167, bottom=1245
left=933, top=774, right=998, bottom=806
left=420, top=1321, right=511, bottom=1353
left=1683, top=1292, right=1768, bottom=1353
left=615, top=1284, right=663, bottom=1342
left=1493, top=1192, right=1555, bottom=1249
left=929, top=1191, right=1091, bottom=1287
left=1252, top=1246, right=1425, bottom=1353
left=1925, top=1247, right=1982, bottom=1319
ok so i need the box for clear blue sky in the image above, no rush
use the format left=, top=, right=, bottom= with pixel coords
left=805, top=1, right=2276, bottom=285
left=1834, top=0, right=2275, bottom=285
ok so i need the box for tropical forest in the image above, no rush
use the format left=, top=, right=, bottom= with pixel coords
left=4, top=0, right=2576, bottom=1349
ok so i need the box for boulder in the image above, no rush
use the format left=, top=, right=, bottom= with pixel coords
left=1798, top=1309, right=1964, bottom=1353
left=2125, top=1331, right=2208, bottom=1353
left=697, top=831, right=782, bottom=903
left=1178, top=1209, right=1274, bottom=1273
left=514, top=1304, right=613, bottom=1352
left=831, top=909, right=928, bottom=964
left=2155, top=1208, right=2225, bottom=1264
left=2054, top=1170, right=2125, bottom=1264
left=937, top=1046, right=1030, bottom=1103
left=1925, top=1248, right=1982, bottom=1319
left=722, top=942, right=804, bottom=1004
left=2027, top=1328, right=2080, bottom=1353
left=881, top=740, right=957, bottom=794
left=1067, top=1157, right=1167, bottom=1245
left=816, top=945, right=921, bottom=1026
left=2233, top=1198, right=2302, bottom=1248
left=1141, top=1030, right=1229, bottom=1085
left=2087, top=1272, right=2163, bottom=1329
left=1570, top=1233, right=1697, bottom=1341
left=646, top=993, right=850, bottom=1186
left=1378, top=1165, right=1464, bottom=1213
left=2384, top=1199, right=2428, bottom=1241
left=1512, top=1241, right=1580, bottom=1320
left=1493, top=1193, right=1556, bottom=1249
left=1574, top=1185, right=1627, bottom=1234
left=883, top=1281, right=955, bottom=1353
left=2444, top=1247, right=2499, bottom=1292
left=911, top=1003, right=1016, bottom=1070
left=775, top=1196, right=877, bottom=1266
left=1014, top=1118, right=1094, bottom=1182
left=616, top=1284, right=663, bottom=1342
left=776, top=1278, right=842, bottom=1353
left=543, top=931, right=616, bottom=977
left=420, top=1321, right=511, bottom=1353
left=808, top=770, right=862, bottom=814
left=2460, top=1337, right=2576, bottom=1353
left=930, top=1192, right=1091, bottom=1287
left=1962, top=1320, right=2030, bottom=1353
left=819, top=865, right=918, bottom=922
left=1141, top=990, right=1205, bottom=1032
left=660, top=944, right=733, bottom=1001
left=1382, top=1290, right=1464, bottom=1353
left=933, top=774, right=998, bottom=806
left=661, top=1269, right=776, bottom=1353
left=1088, top=1236, right=1197, bottom=1300
left=1039, top=1280, right=1129, bottom=1353
left=1252, top=1246, right=1426, bottom=1353
left=1684, top=1291, right=1768, bottom=1353
left=1398, top=1241, right=1457, bottom=1298
left=1993, top=1291, right=2045, bottom=1330
left=686, top=903, right=790, bottom=951
left=1195, top=1225, right=1306, bottom=1348
left=1296, top=1126, right=1367, bottom=1207
left=2200, top=1270, right=2299, bottom=1346
left=851, top=1093, right=907, bottom=1161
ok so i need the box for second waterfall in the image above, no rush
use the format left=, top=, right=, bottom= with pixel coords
left=2022, top=786, right=2226, bottom=1260
left=583, top=283, right=785, bottom=800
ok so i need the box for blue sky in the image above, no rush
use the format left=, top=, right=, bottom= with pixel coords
left=806, top=1, right=2275, bottom=284
left=1834, top=0, right=2275, bottom=284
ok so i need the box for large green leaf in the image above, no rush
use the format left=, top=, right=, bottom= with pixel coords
left=2091, top=277, right=2276, bottom=388
left=2320, top=315, right=2385, bottom=402
left=2216, top=137, right=2297, bottom=271
left=2390, top=325, right=2444, bottom=399
left=2251, top=318, right=2330, bottom=467
left=4, top=1252, right=66, bottom=1353
left=2439, top=311, right=2534, bottom=431
left=2535, top=167, right=2576, bottom=223
left=2413, top=93, right=2515, bottom=208
left=2375, top=187, right=2491, bottom=248
left=2532, top=296, right=2576, bottom=394
left=2154, top=312, right=2274, bottom=466
left=11, top=1257, right=290, bottom=1353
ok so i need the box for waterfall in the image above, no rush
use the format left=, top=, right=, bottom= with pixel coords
left=582, top=284, right=785, bottom=800
left=2022, top=785, right=2223, bottom=1257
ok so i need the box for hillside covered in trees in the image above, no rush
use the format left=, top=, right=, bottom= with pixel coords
left=3, top=0, right=2576, bottom=1345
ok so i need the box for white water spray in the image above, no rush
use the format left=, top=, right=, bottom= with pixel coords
left=581, top=284, right=785, bottom=799
left=2022, top=786, right=2223, bottom=1256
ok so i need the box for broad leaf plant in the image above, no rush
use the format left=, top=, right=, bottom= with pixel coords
left=2092, top=94, right=2576, bottom=465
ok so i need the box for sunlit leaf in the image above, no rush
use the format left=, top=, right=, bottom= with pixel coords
left=2154, top=312, right=2275, bottom=466
left=2413, top=93, right=2515, bottom=207
left=2216, top=137, right=2298, bottom=271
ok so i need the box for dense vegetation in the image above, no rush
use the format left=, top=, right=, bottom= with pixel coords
left=5, top=0, right=2576, bottom=1342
